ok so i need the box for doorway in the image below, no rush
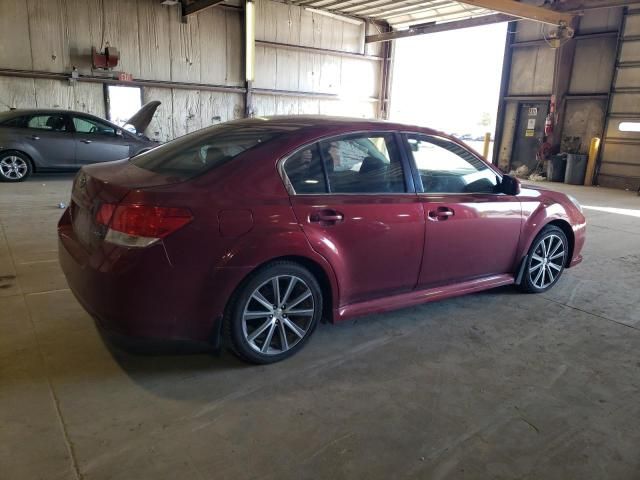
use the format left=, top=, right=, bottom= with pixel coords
left=390, top=23, right=507, bottom=159
left=104, top=85, right=142, bottom=130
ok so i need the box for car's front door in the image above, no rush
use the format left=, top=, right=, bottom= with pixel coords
left=285, top=133, right=424, bottom=306
left=22, top=113, right=75, bottom=168
left=404, top=133, right=522, bottom=288
left=71, top=115, right=131, bottom=165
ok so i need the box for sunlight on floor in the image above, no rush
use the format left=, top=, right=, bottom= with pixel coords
left=583, top=205, right=640, bottom=218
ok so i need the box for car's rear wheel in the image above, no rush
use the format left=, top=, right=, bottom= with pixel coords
left=519, top=225, right=568, bottom=293
left=0, top=151, right=32, bottom=182
left=225, top=261, right=323, bottom=364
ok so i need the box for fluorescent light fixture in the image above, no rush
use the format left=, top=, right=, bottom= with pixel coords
left=305, top=7, right=363, bottom=26
left=619, top=121, right=640, bottom=132
left=245, top=0, right=255, bottom=82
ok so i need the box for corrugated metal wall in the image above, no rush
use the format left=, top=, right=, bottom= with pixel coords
left=599, top=9, right=640, bottom=190
left=0, top=0, right=381, bottom=141
left=496, top=20, right=556, bottom=171
left=252, top=0, right=379, bottom=118
left=495, top=9, right=624, bottom=183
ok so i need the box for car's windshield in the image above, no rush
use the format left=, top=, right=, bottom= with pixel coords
left=130, top=122, right=291, bottom=179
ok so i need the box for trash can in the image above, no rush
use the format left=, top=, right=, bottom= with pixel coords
left=547, top=154, right=567, bottom=182
left=564, top=154, right=588, bottom=185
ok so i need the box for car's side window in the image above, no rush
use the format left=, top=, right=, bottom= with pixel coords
left=27, top=114, right=68, bottom=132
left=407, top=134, right=499, bottom=194
left=73, top=116, right=116, bottom=136
left=318, top=134, right=406, bottom=194
left=283, top=144, right=328, bottom=194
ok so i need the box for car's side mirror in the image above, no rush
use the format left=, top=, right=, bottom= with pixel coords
left=500, top=174, right=521, bottom=195
left=115, top=129, right=123, bottom=137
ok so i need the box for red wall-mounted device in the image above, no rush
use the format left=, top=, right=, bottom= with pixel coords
left=92, top=46, right=120, bottom=69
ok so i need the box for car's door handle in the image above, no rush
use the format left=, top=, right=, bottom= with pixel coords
left=81, top=140, right=92, bottom=144
left=428, top=207, right=455, bottom=221
left=309, top=210, right=344, bottom=225
left=30, top=135, right=40, bottom=140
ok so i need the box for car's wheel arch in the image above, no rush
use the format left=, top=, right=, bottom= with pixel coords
left=224, top=254, right=338, bottom=324
left=518, top=216, right=575, bottom=269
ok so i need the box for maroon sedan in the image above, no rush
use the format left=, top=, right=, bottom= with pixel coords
left=58, top=116, right=586, bottom=363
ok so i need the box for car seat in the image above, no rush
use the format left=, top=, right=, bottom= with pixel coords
left=358, top=155, right=389, bottom=192
left=46, top=116, right=65, bottom=131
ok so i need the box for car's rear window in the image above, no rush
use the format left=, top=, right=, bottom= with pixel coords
left=0, top=115, right=26, bottom=128
left=130, top=123, right=289, bottom=178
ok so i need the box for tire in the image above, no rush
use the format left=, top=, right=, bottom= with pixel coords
left=0, top=150, right=33, bottom=182
left=518, top=225, right=568, bottom=293
left=224, top=261, right=323, bottom=364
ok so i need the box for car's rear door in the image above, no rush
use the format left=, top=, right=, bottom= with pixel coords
left=71, top=115, right=131, bottom=165
left=403, top=133, right=522, bottom=288
left=285, top=132, right=425, bottom=306
left=21, top=113, right=76, bottom=169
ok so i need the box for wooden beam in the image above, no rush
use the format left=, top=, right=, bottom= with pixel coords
left=457, top=0, right=573, bottom=25
left=365, top=13, right=516, bottom=43
left=182, top=0, right=225, bottom=18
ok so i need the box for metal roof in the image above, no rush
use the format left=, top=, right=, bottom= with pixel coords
left=286, top=0, right=495, bottom=29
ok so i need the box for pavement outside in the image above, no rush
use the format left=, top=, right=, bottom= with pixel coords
left=1, top=173, right=639, bottom=479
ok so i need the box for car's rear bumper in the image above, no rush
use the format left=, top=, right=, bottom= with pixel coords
left=58, top=209, right=250, bottom=343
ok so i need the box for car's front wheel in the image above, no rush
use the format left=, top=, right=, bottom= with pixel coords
left=519, top=225, right=568, bottom=293
left=225, top=261, right=323, bottom=364
left=0, top=151, right=32, bottom=182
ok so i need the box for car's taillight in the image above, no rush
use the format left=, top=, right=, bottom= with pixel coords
left=96, top=203, right=193, bottom=248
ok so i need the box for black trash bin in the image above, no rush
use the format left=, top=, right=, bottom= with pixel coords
left=547, top=154, right=567, bottom=182
left=565, top=154, right=588, bottom=185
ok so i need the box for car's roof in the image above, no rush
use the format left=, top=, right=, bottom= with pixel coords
left=0, top=108, right=106, bottom=118
left=0, top=110, right=443, bottom=135
left=224, top=115, right=442, bottom=135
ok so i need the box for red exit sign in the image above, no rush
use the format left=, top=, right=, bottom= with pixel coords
left=118, top=72, right=133, bottom=82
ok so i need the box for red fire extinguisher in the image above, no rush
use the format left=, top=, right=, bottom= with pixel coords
left=545, top=95, right=556, bottom=137
left=544, top=113, right=554, bottom=136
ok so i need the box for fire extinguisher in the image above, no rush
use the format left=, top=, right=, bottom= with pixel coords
left=545, top=95, right=556, bottom=137
left=544, top=113, right=554, bottom=136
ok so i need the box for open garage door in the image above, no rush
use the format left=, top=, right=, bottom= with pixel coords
left=599, top=10, right=640, bottom=191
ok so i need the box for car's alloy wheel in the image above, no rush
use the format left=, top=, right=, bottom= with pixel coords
left=520, top=225, right=568, bottom=293
left=242, top=275, right=314, bottom=355
left=226, top=262, right=322, bottom=364
left=529, top=233, right=565, bottom=289
left=0, top=152, right=31, bottom=182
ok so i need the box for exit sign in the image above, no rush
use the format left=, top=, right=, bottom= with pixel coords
left=118, top=72, right=133, bottom=82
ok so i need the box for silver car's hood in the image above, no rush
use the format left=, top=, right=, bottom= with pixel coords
left=125, top=100, right=161, bottom=133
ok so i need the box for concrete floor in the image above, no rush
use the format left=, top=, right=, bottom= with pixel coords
left=1, top=174, right=639, bottom=480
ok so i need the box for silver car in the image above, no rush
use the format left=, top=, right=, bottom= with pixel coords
left=0, top=101, right=160, bottom=182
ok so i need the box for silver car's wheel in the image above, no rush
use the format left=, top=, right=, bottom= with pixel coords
left=529, top=233, right=566, bottom=289
left=0, top=152, right=32, bottom=182
left=242, top=275, right=315, bottom=355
